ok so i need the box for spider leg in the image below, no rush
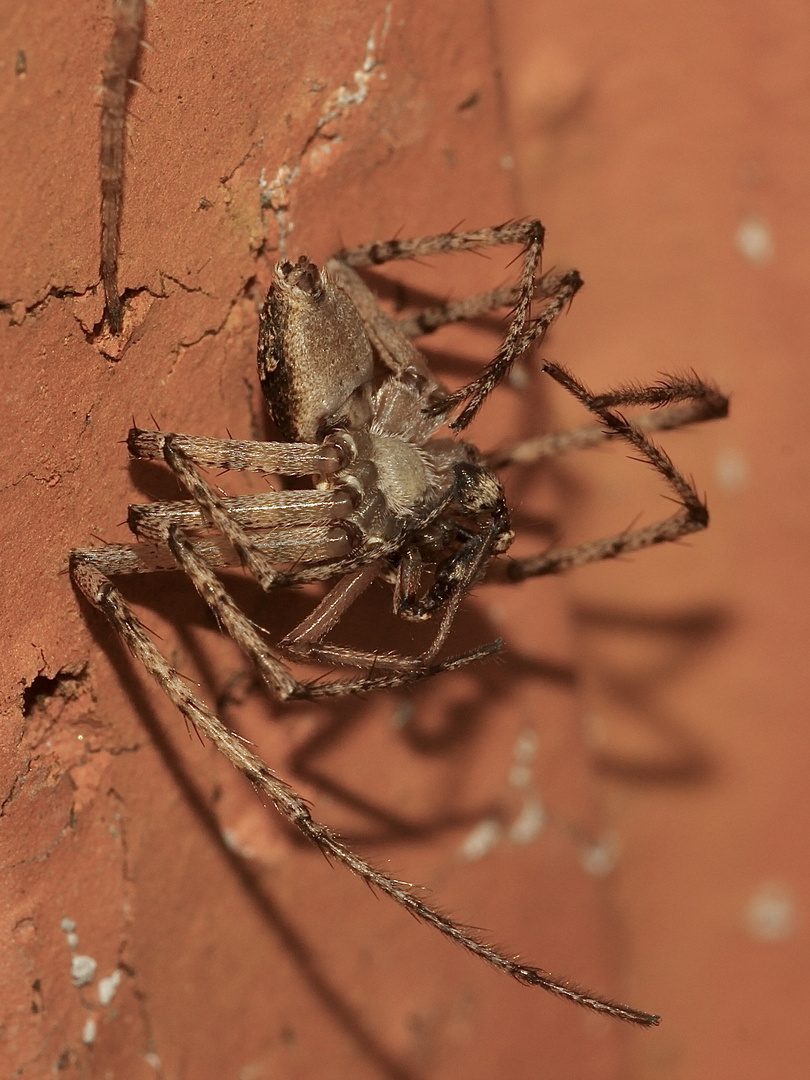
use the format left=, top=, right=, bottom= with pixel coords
left=335, top=220, right=547, bottom=269
left=280, top=561, right=502, bottom=686
left=395, top=268, right=571, bottom=340
left=163, top=530, right=491, bottom=700
left=146, top=436, right=453, bottom=599
left=438, top=268, right=582, bottom=432
left=69, top=528, right=353, bottom=577
left=128, top=427, right=346, bottom=476
left=100, top=0, right=146, bottom=334
left=499, top=367, right=719, bottom=582
left=153, top=435, right=353, bottom=591
left=129, top=439, right=469, bottom=693
left=383, top=462, right=514, bottom=661
left=127, top=476, right=495, bottom=698
left=329, top=221, right=565, bottom=424
left=68, top=552, right=656, bottom=1024
left=392, top=528, right=500, bottom=663
left=336, top=219, right=578, bottom=432
left=128, top=488, right=355, bottom=535
left=487, top=374, right=729, bottom=469
left=109, top=497, right=338, bottom=701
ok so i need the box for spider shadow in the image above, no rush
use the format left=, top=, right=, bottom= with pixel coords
left=172, top=565, right=570, bottom=852
left=74, top=554, right=578, bottom=1080
left=357, top=266, right=539, bottom=386
left=122, top=450, right=569, bottom=850
left=75, top=580, right=424, bottom=1080
left=572, top=601, right=735, bottom=784
left=268, top=583, right=577, bottom=852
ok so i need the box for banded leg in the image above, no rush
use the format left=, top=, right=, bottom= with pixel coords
left=160, top=530, right=494, bottom=700
left=395, top=269, right=573, bottom=341
left=335, top=219, right=548, bottom=269
left=501, top=366, right=717, bottom=582
left=68, top=553, right=658, bottom=1023
left=148, top=435, right=354, bottom=591
left=488, top=374, right=729, bottom=469
left=334, top=221, right=574, bottom=431
left=280, top=538, right=503, bottom=678
left=439, top=269, right=582, bottom=431
left=124, top=456, right=498, bottom=697
left=138, top=432, right=457, bottom=600
left=328, top=224, right=550, bottom=394
left=128, top=427, right=347, bottom=476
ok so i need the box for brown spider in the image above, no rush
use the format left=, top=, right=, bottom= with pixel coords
left=70, top=220, right=727, bottom=1026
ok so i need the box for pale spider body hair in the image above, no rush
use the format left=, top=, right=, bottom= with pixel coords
left=71, top=220, right=728, bottom=1026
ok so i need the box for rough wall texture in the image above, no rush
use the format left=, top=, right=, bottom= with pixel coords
left=0, top=2, right=649, bottom=1079
left=498, top=2, right=810, bottom=1079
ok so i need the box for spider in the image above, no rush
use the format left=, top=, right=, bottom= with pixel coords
left=70, top=219, right=727, bottom=1026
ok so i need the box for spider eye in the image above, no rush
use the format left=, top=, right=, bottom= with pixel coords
left=401, top=368, right=427, bottom=392
left=277, top=256, right=323, bottom=299
left=295, top=265, right=322, bottom=297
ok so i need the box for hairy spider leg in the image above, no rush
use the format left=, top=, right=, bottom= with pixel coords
left=500, top=368, right=723, bottom=582
left=394, top=268, right=574, bottom=340
left=100, top=0, right=146, bottom=334
left=123, top=434, right=498, bottom=696
left=70, top=550, right=659, bottom=1022
left=69, top=475, right=657, bottom=1025
left=487, top=376, right=729, bottom=469
left=334, top=220, right=584, bottom=432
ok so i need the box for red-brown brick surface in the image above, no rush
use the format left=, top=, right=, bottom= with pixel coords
left=498, top=2, right=810, bottom=1078
left=2, top=2, right=806, bottom=1078
left=2, top=2, right=634, bottom=1077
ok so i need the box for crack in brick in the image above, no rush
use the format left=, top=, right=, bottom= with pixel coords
left=2, top=285, right=96, bottom=326
left=259, top=5, right=392, bottom=254
left=219, top=133, right=267, bottom=187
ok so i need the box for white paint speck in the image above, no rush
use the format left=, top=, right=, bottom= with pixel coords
left=735, top=216, right=774, bottom=265
left=508, top=800, right=546, bottom=845
left=509, top=728, right=538, bottom=789
left=500, top=154, right=515, bottom=171
left=744, top=882, right=797, bottom=942
left=714, top=447, right=750, bottom=493
left=82, top=1017, right=97, bottom=1045
left=389, top=699, right=414, bottom=730
left=513, top=728, right=538, bottom=764
left=221, top=828, right=241, bottom=852
left=460, top=818, right=502, bottom=861
left=66, top=932, right=79, bottom=949
left=508, top=763, right=532, bottom=789
left=98, top=969, right=121, bottom=1007
left=507, top=363, right=529, bottom=390
left=71, top=955, right=98, bottom=988
left=221, top=827, right=255, bottom=859
left=319, top=5, right=391, bottom=126
left=61, top=917, right=77, bottom=934
left=580, top=836, right=619, bottom=878
left=144, top=1051, right=163, bottom=1070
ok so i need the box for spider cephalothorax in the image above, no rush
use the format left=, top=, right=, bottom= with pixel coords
left=258, top=253, right=515, bottom=622
left=71, top=220, right=728, bottom=1024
